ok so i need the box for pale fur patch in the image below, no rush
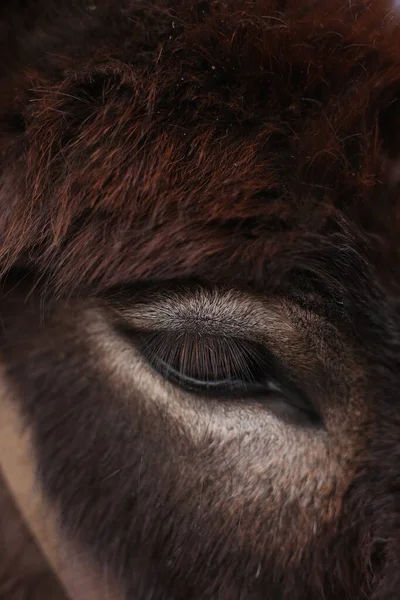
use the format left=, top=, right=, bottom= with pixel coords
left=0, top=366, right=122, bottom=600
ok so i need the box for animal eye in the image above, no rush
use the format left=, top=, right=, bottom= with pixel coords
left=122, top=328, right=319, bottom=423
left=136, top=331, right=275, bottom=395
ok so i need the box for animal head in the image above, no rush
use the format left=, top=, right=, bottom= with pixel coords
left=1, top=1, right=400, bottom=598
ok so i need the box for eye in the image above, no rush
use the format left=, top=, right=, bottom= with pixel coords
left=136, top=331, right=274, bottom=394
left=119, top=326, right=320, bottom=424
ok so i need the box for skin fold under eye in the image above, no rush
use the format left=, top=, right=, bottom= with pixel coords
left=117, top=326, right=321, bottom=424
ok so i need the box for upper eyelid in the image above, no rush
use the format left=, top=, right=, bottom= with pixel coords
left=111, top=287, right=296, bottom=343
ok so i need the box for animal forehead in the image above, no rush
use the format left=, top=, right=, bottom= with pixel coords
left=2, top=0, right=398, bottom=297
left=21, top=0, right=393, bottom=231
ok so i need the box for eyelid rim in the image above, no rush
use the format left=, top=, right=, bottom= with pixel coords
left=150, top=355, right=284, bottom=397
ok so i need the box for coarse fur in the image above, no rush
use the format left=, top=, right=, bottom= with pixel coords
left=0, top=1, right=400, bottom=599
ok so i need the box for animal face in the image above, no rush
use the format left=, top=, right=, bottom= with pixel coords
left=0, top=1, right=400, bottom=599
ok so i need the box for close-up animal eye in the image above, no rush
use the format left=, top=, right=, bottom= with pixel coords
left=123, top=327, right=319, bottom=423
left=138, top=332, right=278, bottom=395
left=1, top=2, right=400, bottom=600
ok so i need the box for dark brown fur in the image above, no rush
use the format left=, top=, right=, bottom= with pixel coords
left=1, top=1, right=400, bottom=599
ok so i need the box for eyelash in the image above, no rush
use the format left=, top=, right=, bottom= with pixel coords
left=134, top=331, right=277, bottom=396
left=119, top=326, right=319, bottom=424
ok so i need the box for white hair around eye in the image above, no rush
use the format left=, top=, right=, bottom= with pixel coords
left=113, top=285, right=296, bottom=344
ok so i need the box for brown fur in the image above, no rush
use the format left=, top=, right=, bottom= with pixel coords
left=0, top=1, right=400, bottom=599
left=0, top=0, right=400, bottom=294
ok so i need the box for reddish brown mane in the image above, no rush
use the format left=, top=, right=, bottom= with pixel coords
left=1, top=1, right=400, bottom=296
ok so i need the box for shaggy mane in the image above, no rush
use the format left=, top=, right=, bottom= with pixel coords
left=0, top=0, right=399, bottom=298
